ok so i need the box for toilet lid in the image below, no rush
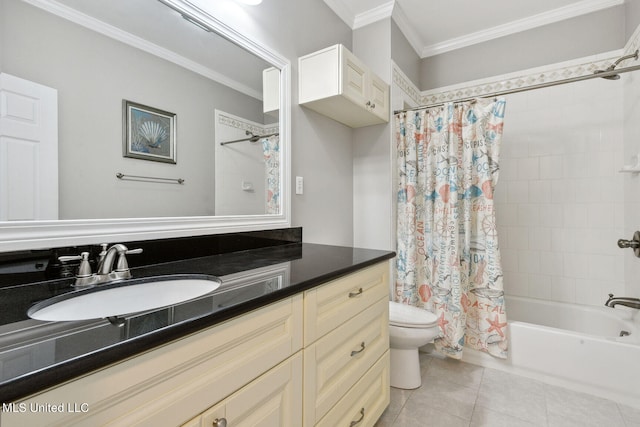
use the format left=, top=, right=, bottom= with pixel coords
left=389, top=301, right=438, bottom=328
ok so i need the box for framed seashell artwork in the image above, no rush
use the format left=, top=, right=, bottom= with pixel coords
left=123, top=100, right=177, bottom=164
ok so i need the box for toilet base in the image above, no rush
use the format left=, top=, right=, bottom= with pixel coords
left=390, top=347, right=422, bottom=389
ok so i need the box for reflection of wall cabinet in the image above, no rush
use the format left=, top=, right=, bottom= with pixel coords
left=1, top=263, right=390, bottom=427
left=263, top=67, right=280, bottom=114
left=299, top=44, right=390, bottom=128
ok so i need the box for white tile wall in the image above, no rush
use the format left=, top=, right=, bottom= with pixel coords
left=495, top=78, right=626, bottom=306
left=623, top=71, right=640, bottom=299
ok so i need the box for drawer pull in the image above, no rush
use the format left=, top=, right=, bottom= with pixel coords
left=349, top=408, right=365, bottom=426
left=348, top=288, right=364, bottom=298
left=212, top=418, right=227, bottom=427
left=350, top=341, right=366, bottom=357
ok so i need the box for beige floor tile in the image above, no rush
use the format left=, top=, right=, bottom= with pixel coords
left=392, top=405, right=470, bottom=427
left=377, top=352, right=635, bottom=427
left=410, top=376, right=479, bottom=421
left=476, top=368, right=547, bottom=425
left=423, top=353, right=485, bottom=390
left=544, top=384, right=625, bottom=427
left=619, top=403, right=640, bottom=425
left=471, top=405, right=541, bottom=427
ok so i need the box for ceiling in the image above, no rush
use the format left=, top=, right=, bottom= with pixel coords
left=323, top=0, right=624, bottom=58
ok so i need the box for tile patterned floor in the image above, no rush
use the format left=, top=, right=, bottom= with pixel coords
left=375, top=352, right=640, bottom=427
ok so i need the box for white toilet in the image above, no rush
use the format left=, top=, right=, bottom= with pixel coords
left=388, top=301, right=439, bottom=389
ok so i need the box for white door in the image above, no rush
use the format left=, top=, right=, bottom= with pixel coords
left=0, top=73, right=58, bottom=220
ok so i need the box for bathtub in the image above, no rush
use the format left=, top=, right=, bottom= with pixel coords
left=461, top=295, right=640, bottom=408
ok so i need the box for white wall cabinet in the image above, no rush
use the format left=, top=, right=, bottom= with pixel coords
left=298, top=45, right=389, bottom=128
left=1, top=263, right=390, bottom=427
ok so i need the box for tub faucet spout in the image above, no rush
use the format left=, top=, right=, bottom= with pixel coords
left=605, top=293, right=640, bottom=310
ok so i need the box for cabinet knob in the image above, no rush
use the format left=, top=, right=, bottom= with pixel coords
left=349, top=408, right=365, bottom=426
left=212, top=418, right=227, bottom=427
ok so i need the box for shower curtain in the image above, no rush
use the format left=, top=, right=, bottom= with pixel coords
left=395, top=98, right=508, bottom=359
left=262, top=135, right=280, bottom=214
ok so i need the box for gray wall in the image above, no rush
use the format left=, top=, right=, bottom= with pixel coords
left=221, top=0, right=355, bottom=246
left=391, top=20, right=420, bottom=86
left=419, top=5, right=626, bottom=90
left=352, top=21, right=395, bottom=251
left=626, top=0, right=640, bottom=41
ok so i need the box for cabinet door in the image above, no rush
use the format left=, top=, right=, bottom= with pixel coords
left=368, top=73, right=389, bottom=121
left=341, top=48, right=368, bottom=109
left=198, top=352, right=303, bottom=427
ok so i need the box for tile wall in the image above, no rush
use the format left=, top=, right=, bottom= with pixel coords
left=623, top=69, right=640, bottom=298
left=495, top=78, right=626, bottom=306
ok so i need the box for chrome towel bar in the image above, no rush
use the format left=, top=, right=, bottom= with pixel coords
left=116, top=172, right=184, bottom=184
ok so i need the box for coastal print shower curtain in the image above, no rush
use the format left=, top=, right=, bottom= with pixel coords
left=262, top=135, right=280, bottom=214
left=395, top=98, right=508, bottom=359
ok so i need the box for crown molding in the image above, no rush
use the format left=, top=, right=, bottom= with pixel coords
left=353, top=1, right=394, bottom=29
left=322, top=0, right=357, bottom=27
left=419, top=0, right=624, bottom=58
left=324, top=0, right=394, bottom=29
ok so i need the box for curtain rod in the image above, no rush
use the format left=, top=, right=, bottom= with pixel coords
left=394, top=62, right=640, bottom=115
left=219, top=131, right=279, bottom=146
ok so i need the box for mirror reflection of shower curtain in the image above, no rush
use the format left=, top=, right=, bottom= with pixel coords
left=262, top=135, right=280, bottom=214
left=394, top=98, right=508, bottom=359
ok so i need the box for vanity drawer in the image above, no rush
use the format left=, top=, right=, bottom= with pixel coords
left=303, top=297, right=388, bottom=426
left=304, top=262, right=389, bottom=345
left=1, top=295, right=303, bottom=427
left=316, top=350, right=390, bottom=427
left=183, top=352, right=302, bottom=427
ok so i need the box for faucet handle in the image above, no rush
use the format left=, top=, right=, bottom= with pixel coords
left=114, top=247, right=142, bottom=272
left=58, top=252, right=93, bottom=279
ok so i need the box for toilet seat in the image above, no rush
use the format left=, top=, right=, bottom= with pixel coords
left=389, top=301, right=437, bottom=328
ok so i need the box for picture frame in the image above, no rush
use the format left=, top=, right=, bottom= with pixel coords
left=123, top=100, right=176, bottom=164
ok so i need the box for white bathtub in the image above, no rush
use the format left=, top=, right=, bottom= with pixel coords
left=461, top=295, right=640, bottom=408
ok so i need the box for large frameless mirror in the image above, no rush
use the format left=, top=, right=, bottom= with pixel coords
left=0, top=0, right=290, bottom=250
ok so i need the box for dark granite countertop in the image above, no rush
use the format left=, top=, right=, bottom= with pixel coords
left=0, top=242, right=395, bottom=403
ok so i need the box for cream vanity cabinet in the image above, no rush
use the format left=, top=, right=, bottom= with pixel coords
left=298, top=44, right=390, bottom=128
left=2, top=262, right=390, bottom=427
left=1, top=296, right=304, bottom=427
left=303, top=262, right=390, bottom=427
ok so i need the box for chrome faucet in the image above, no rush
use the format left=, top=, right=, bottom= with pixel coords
left=96, top=243, right=143, bottom=281
left=59, top=243, right=142, bottom=287
left=605, top=293, right=640, bottom=310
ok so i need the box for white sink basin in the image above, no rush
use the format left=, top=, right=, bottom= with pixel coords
left=28, top=276, right=221, bottom=322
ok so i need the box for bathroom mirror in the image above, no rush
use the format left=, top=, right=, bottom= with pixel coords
left=0, top=0, right=291, bottom=251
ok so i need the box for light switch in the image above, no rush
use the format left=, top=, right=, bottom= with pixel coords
left=295, top=176, right=304, bottom=195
